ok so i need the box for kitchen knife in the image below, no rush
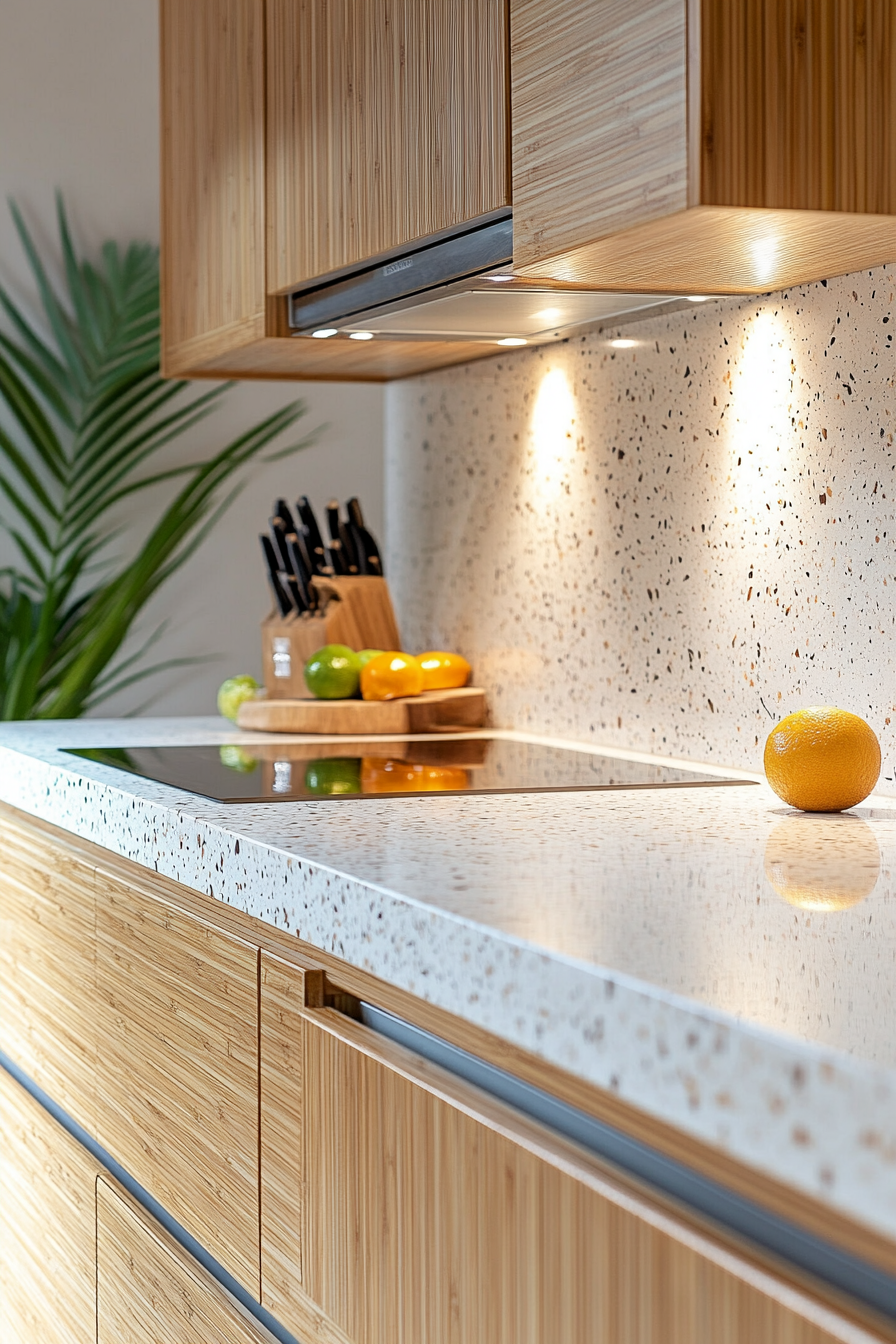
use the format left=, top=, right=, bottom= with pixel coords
left=346, top=497, right=384, bottom=577
left=274, top=498, right=298, bottom=536
left=327, top=499, right=358, bottom=574
left=260, top=534, right=294, bottom=617
left=269, top=517, right=307, bottom=612
left=296, top=496, right=330, bottom=574
left=286, top=532, right=315, bottom=610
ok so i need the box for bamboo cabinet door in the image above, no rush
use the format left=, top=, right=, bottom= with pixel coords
left=97, top=1178, right=271, bottom=1344
left=261, top=963, right=888, bottom=1344
left=0, top=1066, right=98, bottom=1344
left=0, top=811, right=96, bottom=1132
left=94, top=865, right=261, bottom=1296
left=265, top=0, right=510, bottom=294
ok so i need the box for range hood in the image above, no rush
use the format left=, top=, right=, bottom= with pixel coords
left=287, top=212, right=682, bottom=349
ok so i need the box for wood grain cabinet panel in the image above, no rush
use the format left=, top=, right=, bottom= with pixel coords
left=97, top=1178, right=272, bottom=1344
left=265, top=995, right=888, bottom=1344
left=512, top=0, right=896, bottom=292
left=0, top=813, right=96, bottom=1131
left=94, top=866, right=261, bottom=1295
left=266, top=0, right=510, bottom=294
left=160, top=0, right=267, bottom=375
left=0, top=1066, right=98, bottom=1344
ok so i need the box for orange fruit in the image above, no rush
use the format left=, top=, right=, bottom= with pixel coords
left=360, top=651, right=424, bottom=701
left=361, top=759, right=469, bottom=794
left=763, top=707, right=881, bottom=812
left=416, top=650, right=471, bottom=691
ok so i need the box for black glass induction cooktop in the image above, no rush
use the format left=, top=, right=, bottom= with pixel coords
left=65, top=738, right=757, bottom=804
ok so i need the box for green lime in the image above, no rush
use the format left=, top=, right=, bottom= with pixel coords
left=219, top=744, right=258, bottom=773
left=357, top=648, right=384, bottom=670
left=305, top=757, right=362, bottom=796
left=303, top=644, right=361, bottom=699
left=217, top=674, right=260, bottom=722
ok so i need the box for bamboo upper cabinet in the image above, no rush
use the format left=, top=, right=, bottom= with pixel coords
left=160, top=0, right=509, bottom=381
left=266, top=0, right=510, bottom=294
left=259, top=955, right=888, bottom=1344
left=511, top=0, right=896, bottom=293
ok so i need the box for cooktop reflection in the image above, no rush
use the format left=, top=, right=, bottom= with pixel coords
left=65, top=738, right=757, bottom=803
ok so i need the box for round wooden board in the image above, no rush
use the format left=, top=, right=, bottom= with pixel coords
left=236, top=687, right=486, bottom=734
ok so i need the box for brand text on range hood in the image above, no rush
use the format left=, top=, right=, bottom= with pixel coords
left=287, top=213, right=678, bottom=346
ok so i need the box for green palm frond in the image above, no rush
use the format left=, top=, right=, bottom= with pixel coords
left=0, top=193, right=311, bottom=719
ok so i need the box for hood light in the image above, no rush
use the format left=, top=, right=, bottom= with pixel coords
left=496, top=337, right=527, bottom=347
left=311, top=327, right=338, bottom=338
left=349, top=331, right=375, bottom=341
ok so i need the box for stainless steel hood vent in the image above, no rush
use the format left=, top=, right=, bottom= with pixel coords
left=287, top=212, right=684, bottom=348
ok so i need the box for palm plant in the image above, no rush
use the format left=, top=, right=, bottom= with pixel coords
left=0, top=195, right=310, bottom=719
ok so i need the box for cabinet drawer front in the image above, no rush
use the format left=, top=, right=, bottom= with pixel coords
left=296, top=1010, right=884, bottom=1344
left=0, top=1066, right=98, bottom=1344
left=95, top=871, right=260, bottom=1294
left=0, top=815, right=96, bottom=1129
left=97, top=1178, right=269, bottom=1344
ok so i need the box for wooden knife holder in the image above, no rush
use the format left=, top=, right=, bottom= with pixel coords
left=261, top=575, right=402, bottom=700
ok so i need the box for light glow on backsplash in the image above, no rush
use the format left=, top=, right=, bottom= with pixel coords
left=728, top=310, right=793, bottom=475
left=385, top=264, right=896, bottom=787
left=528, top=367, right=578, bottom=501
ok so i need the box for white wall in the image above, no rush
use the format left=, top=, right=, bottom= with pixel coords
left=0, top=0, right=385, bottom=716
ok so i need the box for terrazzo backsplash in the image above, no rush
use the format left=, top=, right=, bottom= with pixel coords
left=385, top=265, right=896, bottom=785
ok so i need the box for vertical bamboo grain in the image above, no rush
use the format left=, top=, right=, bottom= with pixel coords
left=700, top=0, right=896, bottom=213
left=265, top=0, right=510, bottom=292
left=94, top=868, right=261, bottom=1294
left=259, top=952, right=326, bottom=1322
left=160, top=0, right=266, bottom=373
left=0, top=1067, right=98, bottom=1344
left=299, top=1009, right=889, bottom=1344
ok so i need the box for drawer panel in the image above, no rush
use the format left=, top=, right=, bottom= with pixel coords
left=0, top=1066, right=98, bottom=1344
left=293, top=1007, right=886, bottom=1344
left=95, top=868, right=260, bottom=1294
left=97, top=1178, right=269, bottom=1343
left=0, top=815, right=96, bottom=1129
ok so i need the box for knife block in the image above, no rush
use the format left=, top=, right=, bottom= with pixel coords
left=261, top=575, right=402, bottom=700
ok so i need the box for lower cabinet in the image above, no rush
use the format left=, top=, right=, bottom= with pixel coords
left=96, top=1178, right=271, bottom=1344
left=0, top=1065, right=98, bottom=1344
left=260, top=961, right=889, bottom=1344
left=94, top=863, right=261, bottom=1294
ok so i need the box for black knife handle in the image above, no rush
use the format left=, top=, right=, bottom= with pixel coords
left=274, top=498, right=298, bottom=535
left=286, top=533, right=313, bottom=610
left=297, top=497, right=326, bottom=556
left=346, top=496, right=365, bottom=530
left=260, top=535, right=294, bottom=617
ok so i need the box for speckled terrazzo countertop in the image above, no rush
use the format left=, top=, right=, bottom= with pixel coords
left=2, top=716, right=896, bottom=1243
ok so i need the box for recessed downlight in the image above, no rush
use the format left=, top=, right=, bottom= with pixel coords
left=349, top=331, right=375, bottom=341
left=311, top=327, right=338, bottom=338
left=610, top=338, right=637, bottom=349
left=687, top=295, right=710, bottom=303
left=496, top=337, right=528, bottom=347
left=487, top=274, right=514, bottom=282
left=532, top=307, right=562, bottom=322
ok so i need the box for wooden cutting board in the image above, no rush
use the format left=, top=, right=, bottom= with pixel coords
left=236, top=686, right=486, bottom=734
